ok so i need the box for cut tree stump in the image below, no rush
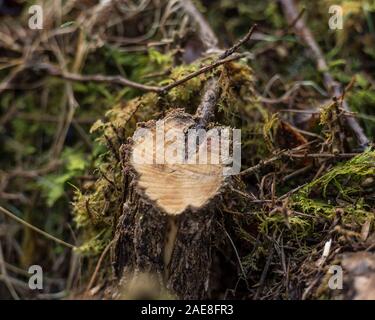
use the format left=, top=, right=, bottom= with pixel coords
left=112, top=109, right=242, bottom=299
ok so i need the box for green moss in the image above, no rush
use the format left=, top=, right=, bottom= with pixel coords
left=300, top=149, right=375, bottom=197
left=164, top=64, right=205, bottom=106
left=292, top=150, right=375, bottom=233
left=74, top=229, right=112, bottom=256
left=254, top=150, right=375, bottom=242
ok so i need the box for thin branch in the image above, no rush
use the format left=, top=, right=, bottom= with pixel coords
left=180, top=0, right=221, bottom=127
left=239, top=150, right=360, bottom=176
left=36, top=53, right=245, bottom=95
left=161, top=53, right=245, bottom=93
left=238, top=141, right=324, bottom=176
left=181, top=1, right=256, bottom=126
left=239, top=154, right=282, bottom=176
left=38, top=63, right=162, bottom=93
left=279, top=0, right=369, bottom=150
left=218, top=24, right=257, bottom=60
left=288, top=152, right=360, bottom=159
left=180, top=0, right=219, bottom=51
left=85, top=239, right=114, bottom=295
left=254, top=244, right=274, bottom=299
left=0, top=206, right=76, bottom=249
left=191, top=26, right=256, bottom=125
left=286, top=6, right=306, bottom=30
left=195, top=78, right=221, bottom=128
left=222, top=225, right=250, bottom=289
left=0, top=242, right=20, bottom=300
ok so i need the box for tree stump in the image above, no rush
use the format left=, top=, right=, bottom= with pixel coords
left=112, top=109, right=241, bottom=299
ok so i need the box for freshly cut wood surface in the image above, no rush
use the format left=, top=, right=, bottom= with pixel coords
left=131, top=112, right=225, bottom=215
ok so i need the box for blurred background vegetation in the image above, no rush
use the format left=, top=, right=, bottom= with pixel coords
left=0, top=0, right=374, bottom=299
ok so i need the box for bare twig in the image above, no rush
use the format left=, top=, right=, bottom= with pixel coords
left=161, top=53, right=246, bottom=93
left=0, top=242, right=20, bottom=300
left=191, top=26, right=256, bottom=125
left=239, top=154, right=283, bottom=176
left=218, top=24, right=257, bottom=60
left=36, top=53, right=245, bottom=95
left=254, top=243, right=274, bottom=299
left=193, top=25, right=257, bottom=125
left=85, top=240, right=114, bottom=296
left=195, top=78, right=221, bottom=128
left=288, top=152, right=360, bottom=159
left=280, top=0, right=369, bottom=150
left=286, top=6, right=306, bottom=30
left=221, top=226, right=250, bottom=290
left=7, top=160, right=62, bottom=179
left=238, top=141, right=357, bottom=177
left=180, top=0, right=219, bottom=51
left=38, top=63, right=162, bottom=92
left=0, top=275, right=29, bottom=291
left=0, top=206, right=76, bottom=249
left=175, top=0, right=221, bottom=124
left=181, top=0, right=256, bottom=126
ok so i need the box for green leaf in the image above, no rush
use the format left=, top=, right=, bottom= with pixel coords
left=64, top=150, right=86, bottom=172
